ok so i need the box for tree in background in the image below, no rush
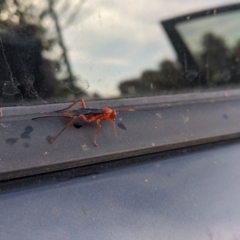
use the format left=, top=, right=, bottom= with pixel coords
left=199, top=33, right=232, bottom=86
left=0, top=0, right=87, bottom=103
left=119, top=32, right=240, bottom=97
left=231, top=40, right=240, bottom=83
left=118, top=60, right=184, bottom=97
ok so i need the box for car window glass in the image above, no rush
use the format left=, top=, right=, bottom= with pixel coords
left=176, top=10, right=240, bottom=87
left=0, top=1, right=239, bottom=107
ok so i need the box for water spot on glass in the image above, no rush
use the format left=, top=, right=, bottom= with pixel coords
left=21, top=126, right=33, bottom=139
left=81, top=144, right=90, bottom=151
left=185, top=70, right=198, bottom=82
left=180, top=114, right=189, bottom=124
left=219, top=70, right=231, bottom=82
left=2, top=80, right=20, bottom=95
left=0, top=123, right=10, bottom=128
left=16, top=44, right=40, bottom=99
left=66, top=75, right=89, bottom=93
left=5, top=138, right=18, bottom=145
left=0, top=37, right=23, bottom=100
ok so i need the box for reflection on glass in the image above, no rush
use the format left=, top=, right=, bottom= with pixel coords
left=176, top=11, right=240, bottom=87
left=0, top=1, right=239, bottom=106
left=0, top=0, right=88, bottom=106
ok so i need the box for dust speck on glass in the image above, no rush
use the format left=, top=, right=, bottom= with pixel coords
left=0, top=0, right=239, bottom=106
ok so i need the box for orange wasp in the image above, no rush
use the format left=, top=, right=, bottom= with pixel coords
left=34, top=99, right=119, bottom=146
left=33, top=99, right=170, bottom=146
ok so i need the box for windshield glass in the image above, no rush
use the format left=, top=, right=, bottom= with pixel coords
left=0, top=0, right=239, bottom=106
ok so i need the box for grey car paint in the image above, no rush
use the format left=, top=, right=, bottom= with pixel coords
left=0, top=141, right=240, bottom=240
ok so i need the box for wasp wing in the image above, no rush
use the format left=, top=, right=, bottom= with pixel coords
left=74, top=108, right=104, bottom=115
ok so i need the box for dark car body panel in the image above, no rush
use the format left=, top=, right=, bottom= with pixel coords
left=1, top=140, right=240, bottom=239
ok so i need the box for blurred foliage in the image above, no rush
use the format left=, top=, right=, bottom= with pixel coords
left=119, top=32, right=240, bottom=97
left=0, top=0, right=87, bottom=104
left=199, top=33, right=232, bottom=85
left=119, top=60, right=185, bottom=97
